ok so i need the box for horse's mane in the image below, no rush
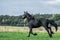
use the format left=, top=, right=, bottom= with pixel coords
left=26, top=12, right=35, bottom=19
left=27, top=13, right=32, bottom=17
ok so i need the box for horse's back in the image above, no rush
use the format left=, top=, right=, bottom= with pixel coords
left=28, top=19, right=41, bottom=28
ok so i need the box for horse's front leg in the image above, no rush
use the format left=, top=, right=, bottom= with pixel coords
left=27, top=27, right=32, bottom=37
left=32, top=32, right=37, bottom=36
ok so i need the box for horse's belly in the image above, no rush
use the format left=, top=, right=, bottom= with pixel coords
left=32, top=25, right=40, bottom=28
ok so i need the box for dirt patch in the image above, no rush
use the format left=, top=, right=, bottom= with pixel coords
left=0, top=26, right=60, bottom=32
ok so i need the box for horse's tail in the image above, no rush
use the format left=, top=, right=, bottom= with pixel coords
left=49, top=20, right=58, bottom=32
left=53, top=23, right=58, bottom=32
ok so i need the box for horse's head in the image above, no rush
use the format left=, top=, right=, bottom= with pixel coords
left=22, top=11, right=31, bottom=19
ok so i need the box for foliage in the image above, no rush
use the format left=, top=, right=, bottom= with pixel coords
left=0, top=14, right=60, bottom=26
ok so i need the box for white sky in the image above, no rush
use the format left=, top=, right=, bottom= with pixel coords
left=0, top=0, right=60, bottom=16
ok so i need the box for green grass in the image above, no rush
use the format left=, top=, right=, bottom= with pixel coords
left=0, top=32, right=60, bottom=40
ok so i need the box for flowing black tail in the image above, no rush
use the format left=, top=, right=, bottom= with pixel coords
left=49, top=20, right=58, bottom=31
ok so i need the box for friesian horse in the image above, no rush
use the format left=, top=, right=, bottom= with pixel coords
left=22, top=11, right=58, bottom=38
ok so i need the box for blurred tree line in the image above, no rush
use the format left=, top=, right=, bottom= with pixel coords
left=0, top=14, right=60, bottom=26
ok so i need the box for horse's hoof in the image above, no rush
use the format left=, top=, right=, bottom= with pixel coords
left=51, top=32, right=54, bottom=34
left=33, top=33, right=37, bottom=36
left=49, top=35, right=53, bottom=38
left=50, top=36, right=53, bottom=38
left=27, top=36, right=30, bottom=37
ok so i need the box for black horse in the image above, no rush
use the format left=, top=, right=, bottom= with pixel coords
left=22, top=11, right=58, bottom=38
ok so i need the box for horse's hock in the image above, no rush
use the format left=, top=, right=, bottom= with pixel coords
left=0, top=26, right=59, bottom=32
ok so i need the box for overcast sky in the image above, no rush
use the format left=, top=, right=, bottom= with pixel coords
left=0, top=0, right=60, bottom=16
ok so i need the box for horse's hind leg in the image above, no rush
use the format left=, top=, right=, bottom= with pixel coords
left=44, top=26, right=52, bottom=38
left=48, top=23, right=54, bottom=34
left=48, top=27, right=54, bottom=34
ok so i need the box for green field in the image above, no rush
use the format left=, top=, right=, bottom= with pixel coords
left=0, top=32, right=60, bottom=40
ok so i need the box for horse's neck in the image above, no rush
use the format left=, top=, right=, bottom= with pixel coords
left=27, top=16, right=35, bottom=22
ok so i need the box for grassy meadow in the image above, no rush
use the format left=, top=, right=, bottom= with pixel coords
left=0, top=32, right=60, bottom=40
left=0, top=26, right=60, bottom=40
